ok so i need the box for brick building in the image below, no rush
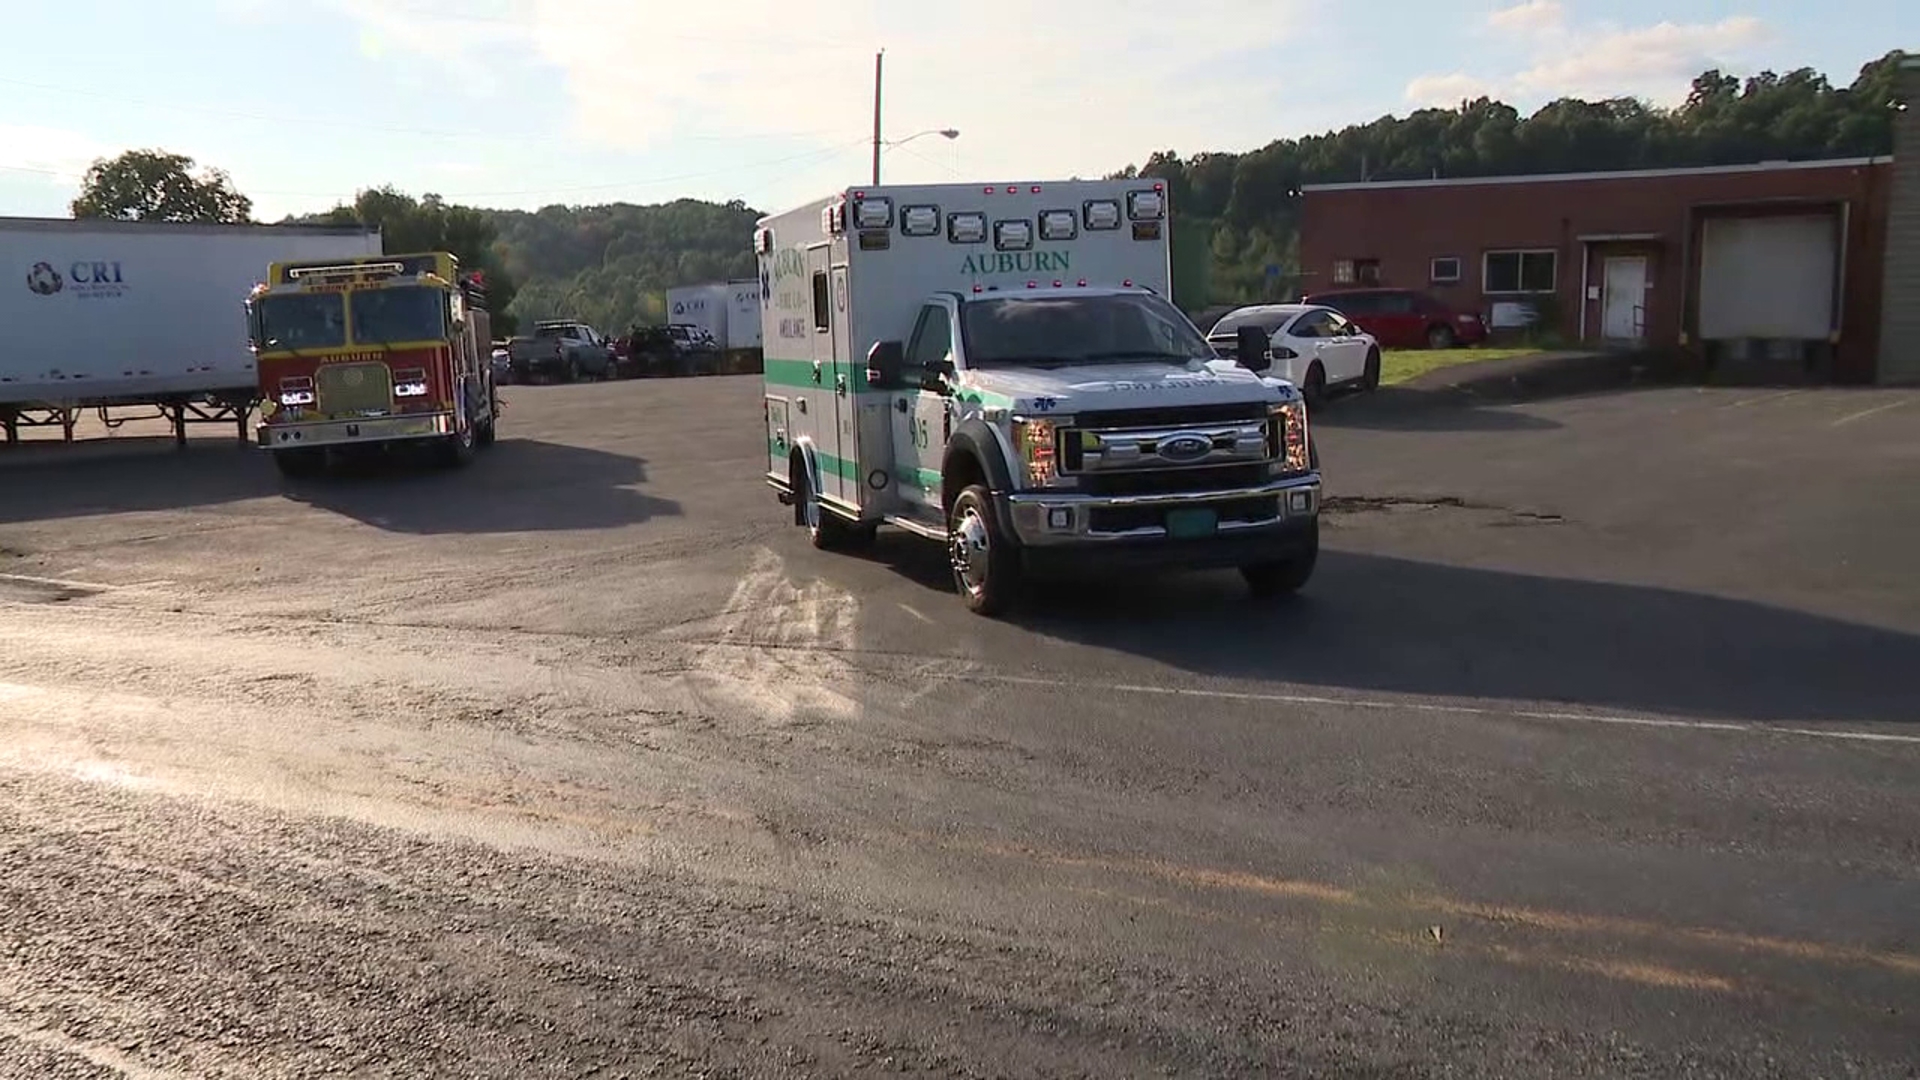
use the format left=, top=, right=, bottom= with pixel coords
left=1876, top=56, right=1920, bottom=384
left=1299, top=153, right=1903, bottom=383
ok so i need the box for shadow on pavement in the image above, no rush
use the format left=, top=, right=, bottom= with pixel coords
left=872, top=540, right=1920, bottom=725
left=1310, top=389, right=1564, bottom=432
left=0, top=437, right=680, bottom=533
left=287, top=438, right=681, bottom=533
left=0, top=439, right=279, bottom=523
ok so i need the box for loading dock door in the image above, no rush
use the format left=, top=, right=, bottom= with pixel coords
left=1697, top=214, right=1837, bottom=340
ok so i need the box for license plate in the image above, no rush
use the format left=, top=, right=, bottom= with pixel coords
left=1165, top=507, right=1219, bottom=539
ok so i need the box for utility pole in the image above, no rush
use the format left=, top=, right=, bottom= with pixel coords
left=871, top=50, right=884, bottom=185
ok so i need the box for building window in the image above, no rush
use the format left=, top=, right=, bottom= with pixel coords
left=1484, top=250, right=1557, bottom=294
left=1355, top=259, right=1381, bottom=285
left=1430, top=256, right=1461, bottom=283
left=1333, top=259, right=1355, bottom=285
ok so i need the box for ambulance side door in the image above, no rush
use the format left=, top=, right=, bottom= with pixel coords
left=890, top=300, right=956, bottom=520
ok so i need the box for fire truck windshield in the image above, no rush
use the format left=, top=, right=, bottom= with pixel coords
left=350, top=285, right=447, bottom=345
left=255, top=292, right=347, bottom=351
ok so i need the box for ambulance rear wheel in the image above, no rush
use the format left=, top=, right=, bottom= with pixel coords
left=795, top=464, right=860, bottom=550
left=948, top=483, right=1020, bottom=617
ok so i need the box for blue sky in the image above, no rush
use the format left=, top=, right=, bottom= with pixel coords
left=1, top=0, right=1910, bottom=223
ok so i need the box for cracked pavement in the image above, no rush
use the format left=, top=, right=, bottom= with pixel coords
left=1, top=377, right=1917, bottom=1077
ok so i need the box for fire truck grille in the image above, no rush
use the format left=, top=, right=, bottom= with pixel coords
left=317, top=363, right=392, bottom=416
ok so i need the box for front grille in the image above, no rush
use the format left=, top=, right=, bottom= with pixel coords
left=1076, top=463, right=1266, bottom=497
left=1088, top=494, right=1279, bottom=533
left=316, top=363, right=392, bottom=416
left=1072, top=402, right=1268, bottom=430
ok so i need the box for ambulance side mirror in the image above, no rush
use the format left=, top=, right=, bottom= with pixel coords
left=1235, top=326, right=1270, bottom=370
left=866, top=339, right=906, bottom=390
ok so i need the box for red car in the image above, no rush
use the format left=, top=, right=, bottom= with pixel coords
left=1300, top=287, right=1487, bottom=349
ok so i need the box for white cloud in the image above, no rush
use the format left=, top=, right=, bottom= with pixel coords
left=1513, top=17, right=1768, bottom=103
left=0, top=125, right=115, bottom=183
left=1486, top=0, right=1565, bottom=36
left=1404, top=73, right=1498, bottom=108
left=1406, top=4, right=1770, bottom=109
left=318, top=0, right=1308, bottom=203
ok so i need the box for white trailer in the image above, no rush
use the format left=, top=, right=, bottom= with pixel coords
left=665, top=283, right=728, bottom=346
left=756, top=179, right=1322, bottom=616
left=0, top=216, right=381, bottom=445
left=723, top=278, right=763, bottom=349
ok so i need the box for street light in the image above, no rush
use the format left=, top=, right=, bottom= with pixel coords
left=870, top=51, right=961, bottom=182
left=888, top=129, right=961, bottom=147
left=874, top=128, right=959, bottom=184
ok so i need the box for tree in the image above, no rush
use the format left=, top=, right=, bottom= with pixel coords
left=70, top=149, right=252, bottom=224
left=1121, top=51, right=1907, bottom=308
left=301, top=187, right=523, bottom=334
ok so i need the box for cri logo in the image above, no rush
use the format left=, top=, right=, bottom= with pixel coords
left=26, top=261, right=62, bottom=295
left=26, top=259, right=126, bottom=296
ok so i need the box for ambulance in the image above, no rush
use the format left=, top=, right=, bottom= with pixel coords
left=756, top=179, right=1322, bottom=616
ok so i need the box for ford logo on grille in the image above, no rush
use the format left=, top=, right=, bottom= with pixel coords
left=1159, top=432, right=1213, bottom=463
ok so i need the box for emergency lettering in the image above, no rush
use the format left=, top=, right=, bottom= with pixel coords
left=960, top=251, right=1071, bottom=276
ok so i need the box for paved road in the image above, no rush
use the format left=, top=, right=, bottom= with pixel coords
left=2, top=377, right=1917, bottom=1078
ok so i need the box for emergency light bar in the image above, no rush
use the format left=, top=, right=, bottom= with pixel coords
left=1128, top=188, right=1166, bottom=220
left=901, top=205, right=940, bottom=236
left=948, top=212, right=987, bottom=244
left=852, top=195, right=893, bottom=230
left=1038, top=209, right=1077, bottom=242
left=1083, top=200, right=1121, bottom=230
left=287, top=261, right=407, bottom=280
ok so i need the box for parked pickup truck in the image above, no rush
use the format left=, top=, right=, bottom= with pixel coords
left=508, top=320, right=614, bottom=382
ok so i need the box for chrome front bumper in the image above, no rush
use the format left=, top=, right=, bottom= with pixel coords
left=1000, top=474, right=1320, bottom=547
left=257, top=412, right=455, bottom=450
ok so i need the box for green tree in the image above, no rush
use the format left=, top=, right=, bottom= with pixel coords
left=70, top=149, right=252, bottom=223
left=1120, top=51, right=1906, bottom=308
left=299, top=187, right=523, bottom=334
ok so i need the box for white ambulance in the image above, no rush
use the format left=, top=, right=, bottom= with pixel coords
left=755, top=179, right=1321, bottom=616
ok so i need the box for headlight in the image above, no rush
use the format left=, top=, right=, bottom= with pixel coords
left=1269, top=400, right=1311, bottom=475
left=1010, top=417, right=1058, bottom=486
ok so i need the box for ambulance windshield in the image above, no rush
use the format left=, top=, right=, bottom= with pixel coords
left=959, top=292, right=1212, bottom=369
left=254, top=292, right=347, bottom=351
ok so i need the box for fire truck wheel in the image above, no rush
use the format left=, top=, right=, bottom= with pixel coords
left=437, top=422, right=477, bottom=468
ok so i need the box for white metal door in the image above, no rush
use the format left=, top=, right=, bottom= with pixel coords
left=803, top=245, right=846, bottom=504
left=890, top=304, right=950, bottom=519
left=1601, top=257, right=1647, bottom=340
left=828, top=263, right=856, bottom=508
left=1698, top=214, right=1837, bottom=340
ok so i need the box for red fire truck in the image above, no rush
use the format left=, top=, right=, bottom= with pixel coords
left=246, top=251, right=498, bottom=477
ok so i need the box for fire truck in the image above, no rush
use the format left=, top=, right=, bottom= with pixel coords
left=247, top=251, right=498, bottom=477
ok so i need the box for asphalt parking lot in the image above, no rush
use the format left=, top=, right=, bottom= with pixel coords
left=2, top=375, right=1917, bottom=1077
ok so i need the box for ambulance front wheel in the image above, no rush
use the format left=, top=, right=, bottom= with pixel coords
left=948, top=483, right=1021, bottom=617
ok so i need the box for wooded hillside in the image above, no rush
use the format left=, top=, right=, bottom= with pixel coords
left=292, top=52, right=1904, bottom=331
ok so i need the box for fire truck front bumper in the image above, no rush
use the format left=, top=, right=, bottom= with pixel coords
left=257, top=412, right=456, bottom=450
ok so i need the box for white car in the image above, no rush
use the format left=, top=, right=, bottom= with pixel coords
left=1206, top=303, right=1382, bottom=403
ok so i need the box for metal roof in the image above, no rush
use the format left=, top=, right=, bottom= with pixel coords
left=1301, top=156, right=1886, bottom=194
